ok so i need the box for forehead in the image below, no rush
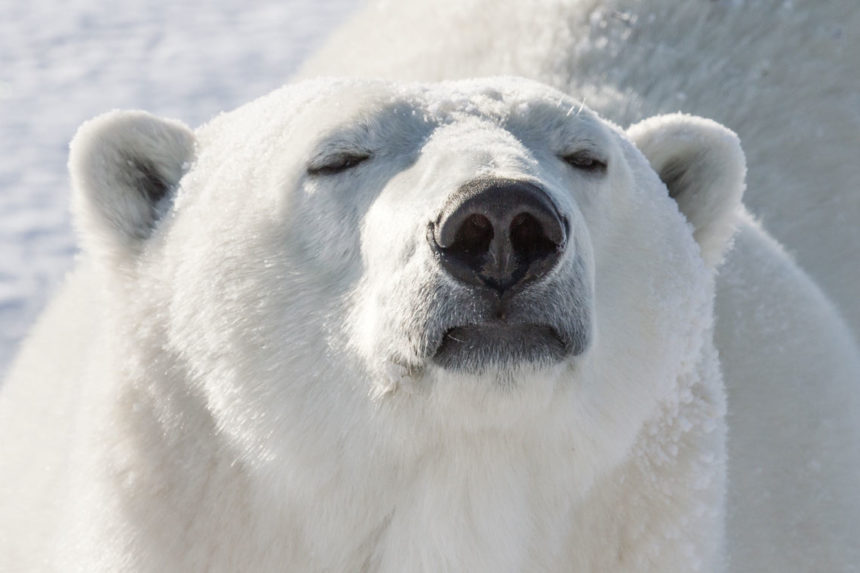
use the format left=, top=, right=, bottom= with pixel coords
left=302, top=78, right=610, bottom=145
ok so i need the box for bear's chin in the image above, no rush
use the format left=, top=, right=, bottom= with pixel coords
left=431, top=322, right=581, bottom=374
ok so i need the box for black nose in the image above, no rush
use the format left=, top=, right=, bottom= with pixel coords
left=430, top=179, right=567, bottom=294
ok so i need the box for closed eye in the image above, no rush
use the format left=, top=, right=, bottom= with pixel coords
left=308, top=152, right=372, bottom=176
left=560, top=151, right=607, bottom=174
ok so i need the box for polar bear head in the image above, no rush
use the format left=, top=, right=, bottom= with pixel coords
left=69, top=77, right=744, bottom=478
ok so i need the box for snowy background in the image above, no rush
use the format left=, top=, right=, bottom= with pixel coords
left=0, top=0, right=360, bottom=375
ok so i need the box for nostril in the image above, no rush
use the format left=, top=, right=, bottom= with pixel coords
left=452, top=214, right=494, bottom=259
left=509, top=212, right=558, bottom=264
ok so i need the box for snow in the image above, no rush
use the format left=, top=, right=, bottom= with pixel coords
left=0, top=0, right=360, bottom=375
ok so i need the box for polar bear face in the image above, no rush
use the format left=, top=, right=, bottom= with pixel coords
left=70, top=77, right=744, bottom=474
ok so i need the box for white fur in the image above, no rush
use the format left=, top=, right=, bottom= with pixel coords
left=1, top=77, right=746, bottom=571
left=715, top=211, right=860, bottom=571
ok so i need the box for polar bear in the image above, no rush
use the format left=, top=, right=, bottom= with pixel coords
left=301, top=0, right=860, bottom=345
left=0, top=77, right=858, bottom=572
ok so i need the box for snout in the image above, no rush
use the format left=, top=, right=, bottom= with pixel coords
left=428, top=178, right=567, bottom=296
left=423, top=179, right=587, bottom=372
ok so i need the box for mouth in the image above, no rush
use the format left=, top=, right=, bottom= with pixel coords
left=432, top=322, right=571, bottom=372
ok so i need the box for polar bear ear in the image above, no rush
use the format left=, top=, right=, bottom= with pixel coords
left=627, top=114, right=746, bottom=268
left=69, top=110, right=195, bottom=260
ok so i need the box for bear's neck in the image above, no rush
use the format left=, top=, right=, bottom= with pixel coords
left=92, top=347, right=725, bottom=572
left=254, top=423, right=583, bottom=573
